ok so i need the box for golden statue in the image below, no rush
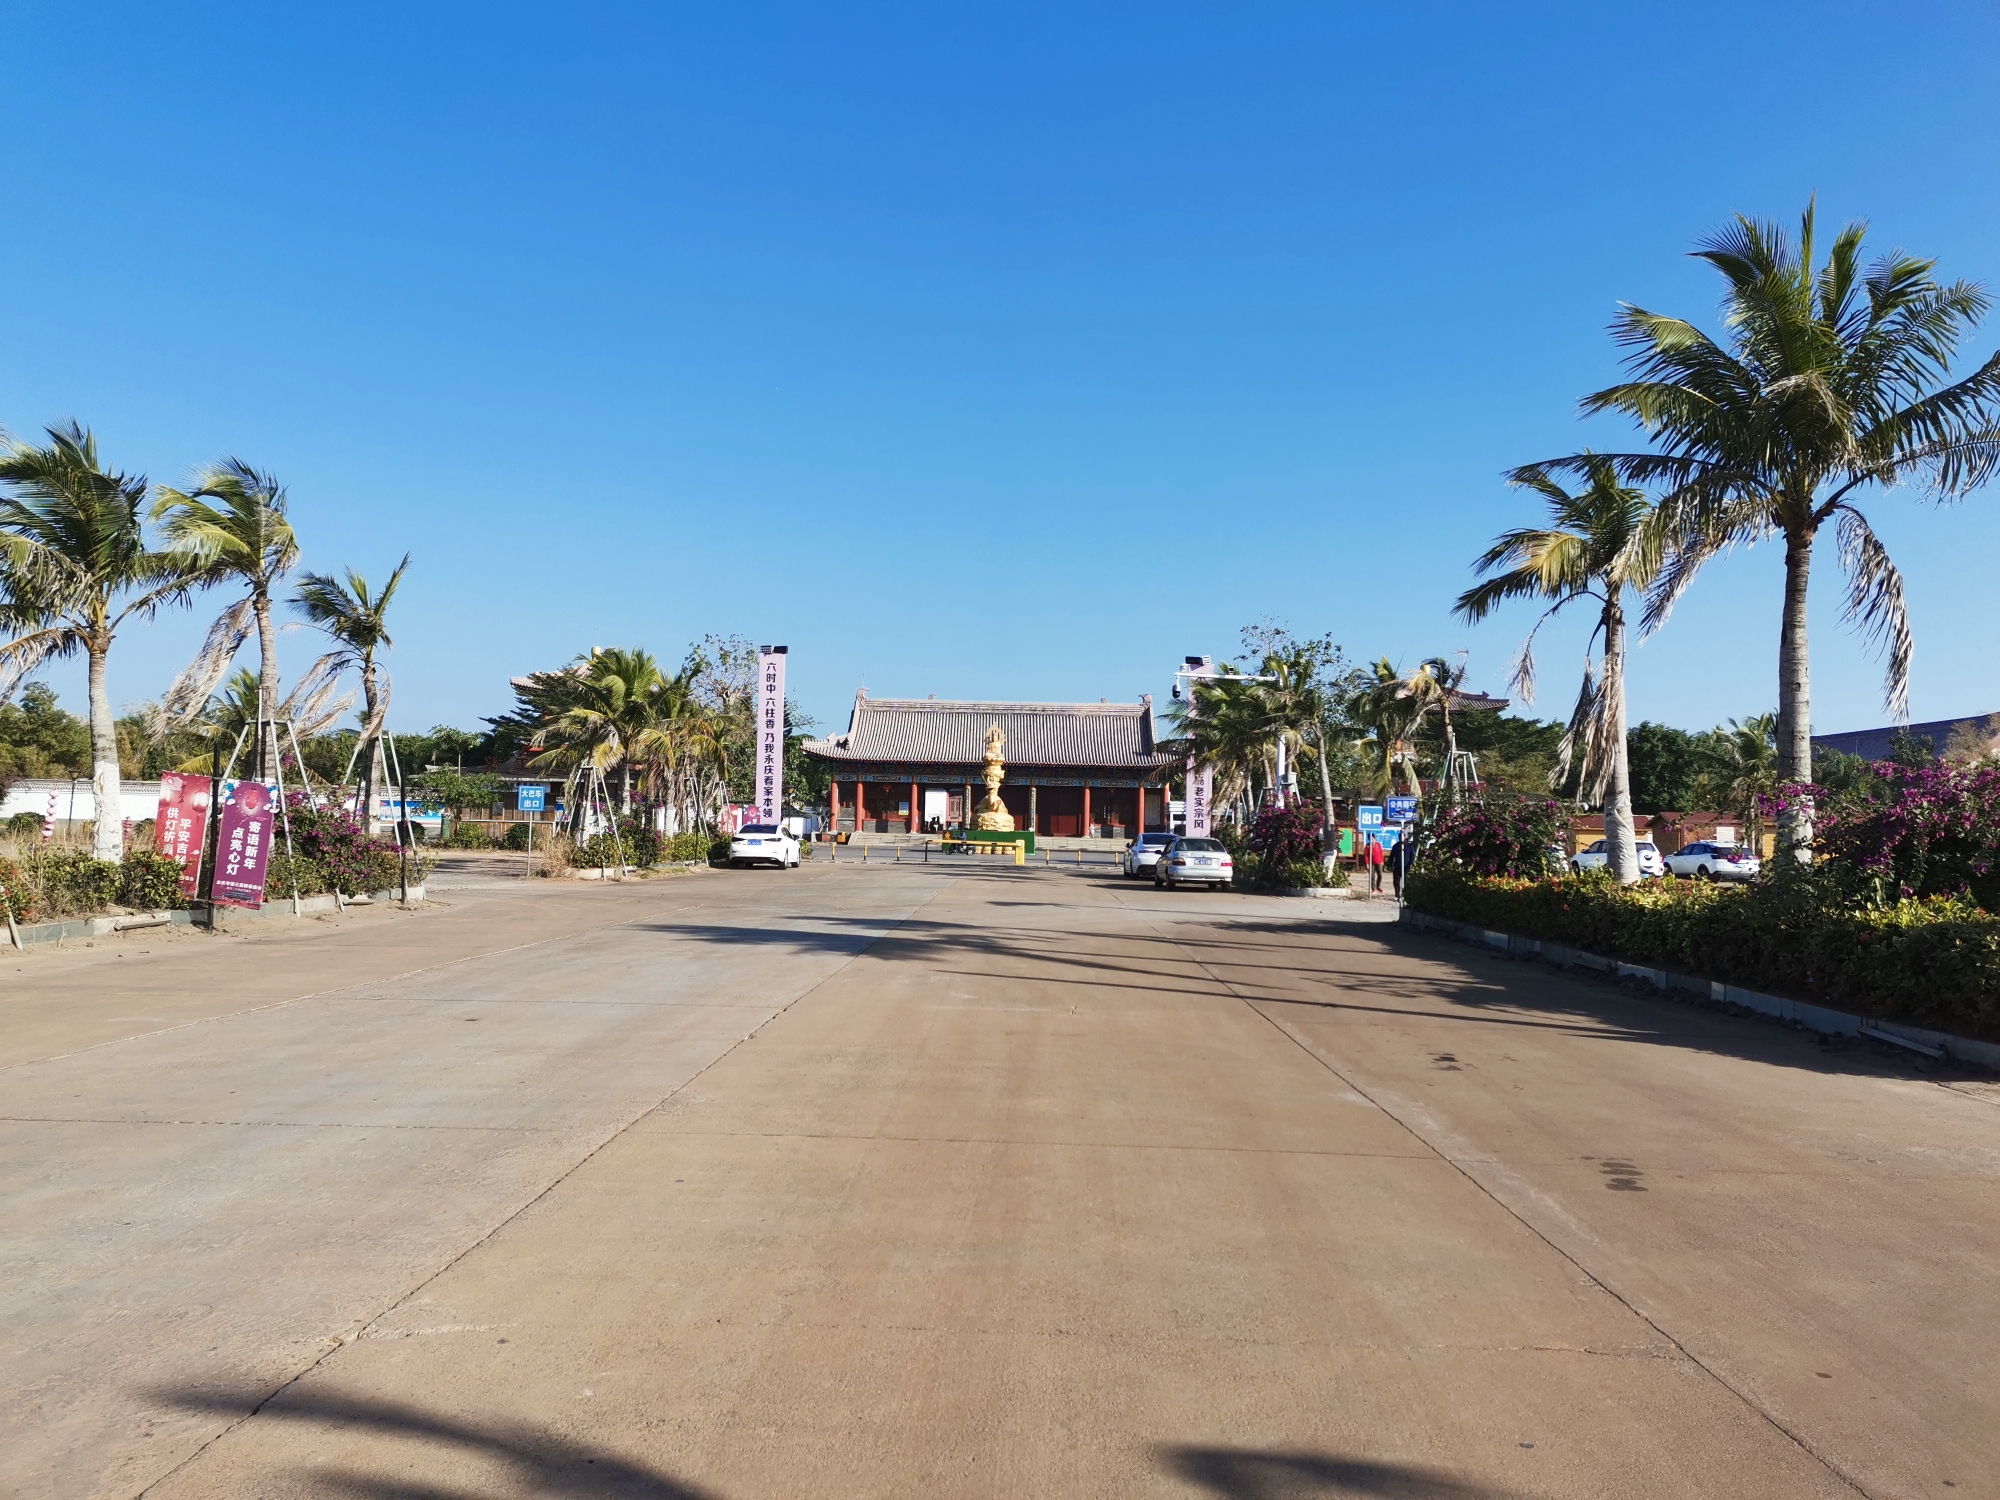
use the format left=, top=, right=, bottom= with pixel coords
left=974, top=721, right=1015, bottom=831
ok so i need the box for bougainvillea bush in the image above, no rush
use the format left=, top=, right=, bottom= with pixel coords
left=1809, top=761, right=2000, bottom=910
left=1405, top=864, right=2000, bottom=1039
left=281, top=794, right=417, bottom=896
left=1248, top=800, right=1324, bottom=862
left=1426, top=795, right=1567, bottom=878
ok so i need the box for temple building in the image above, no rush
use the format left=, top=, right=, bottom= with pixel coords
left=801, top=692, right=1178, bottom=837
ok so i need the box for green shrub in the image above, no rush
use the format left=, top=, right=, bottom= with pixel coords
left=24, top=849, right=120, bottom=918
left=1428, top=795, right=1567, bottom=878
left=6, top=810, right=45, bottom=838
left=264, top=849, right=331, bottom=898
left=443, top=824, right=496, bottom=850
left=117, top=850, right=189, bottom=911
left=0, top=856, right=29, bottom=922
left=501, top=821, right=532, bottom=851
left=573, top=832, right=620, bottom=868
left=1405, top=865, right=2000, bottom=1039
left=661, top=830, right=712, bottom=862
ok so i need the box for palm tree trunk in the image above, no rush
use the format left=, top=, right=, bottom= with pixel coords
left=253, top=588, right=280, bottom=780
left=358, top=660, right=379, bottom=834
left=620, top=762, right=632, bottom=815
left=1776, top=528, right=1815, bottom=858
left=87, top=642, right=124, bottom=862
left=1601, top=595, right=1640, bottom=885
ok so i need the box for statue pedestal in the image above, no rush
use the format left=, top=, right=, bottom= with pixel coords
left=963, top=828, right=1035, bottom=854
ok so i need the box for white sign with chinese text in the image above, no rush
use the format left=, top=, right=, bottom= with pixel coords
left=1186, top=758, right=1212, bottom=838
left=756, top=646, right=787, bottom=825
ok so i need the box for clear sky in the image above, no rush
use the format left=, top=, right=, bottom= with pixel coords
left=4, top=2, right=1997, bottom=743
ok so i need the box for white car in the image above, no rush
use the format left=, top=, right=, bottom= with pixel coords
left=728, top=824, right=800, bottom=869
left=1153, top=835, right=1234, bottom=890
left=1571, top=838, right=1665, bottom=878
left=1663, top=840, right=1761, bottom=882
left=1124, top=832, right=1177, bottom=878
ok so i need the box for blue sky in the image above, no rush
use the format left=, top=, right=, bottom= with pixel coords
left=4, top=2, right=1998, bottom=742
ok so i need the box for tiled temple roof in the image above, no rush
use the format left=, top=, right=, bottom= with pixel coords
left=802, top=694, right=1176, bottom=770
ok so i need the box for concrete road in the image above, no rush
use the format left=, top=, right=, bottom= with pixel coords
left=3, top=861, right=1995, bottom=1498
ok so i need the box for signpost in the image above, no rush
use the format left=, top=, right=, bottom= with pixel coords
left=517, top=784, right=546, bottom=878
left=756, top=646, right=788, bottom=827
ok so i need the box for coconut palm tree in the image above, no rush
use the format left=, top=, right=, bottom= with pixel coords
left=1694, top=713, right=1780, bottom=855
left=1535, top=203, right=2000, bottom=857
left=153, top=459, right=300, bottom=777
left=292, top=555, right=410, bottom=826
left=530, top=647, right=672, bottom=813
left=1455, top=456, right=1664, bottom=883
left=0, top=423, right=195, bottom=860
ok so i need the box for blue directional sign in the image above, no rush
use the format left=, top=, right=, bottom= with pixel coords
left=1357, top=804, right=1384, bottom=830
left=1386, top=795, right=1418, bottom=824
left=1374, top=826, right=1401, bottom=852
left=516, top=784, right=547, bottom=812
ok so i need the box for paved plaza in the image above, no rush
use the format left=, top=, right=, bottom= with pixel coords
left=3, top=857, right=1997, bottom=1498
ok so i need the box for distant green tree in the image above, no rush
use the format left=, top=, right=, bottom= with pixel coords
left=411, top=768, right=505, bottom=820
left=1625, top=722, right=1706, bottom=813
left=0, top=682, right=92, bottom=779
left=1887, top=728, right=1937, bottom=768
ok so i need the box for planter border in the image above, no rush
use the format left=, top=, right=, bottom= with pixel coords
left=1399, top=906, right=2000, bottom=1072
left=5, top=884, right=427, bottom=949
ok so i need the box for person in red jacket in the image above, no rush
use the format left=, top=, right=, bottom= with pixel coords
left=1364, top=832, right=1387, bottom=892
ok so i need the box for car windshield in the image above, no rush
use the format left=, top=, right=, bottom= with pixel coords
left=737, top=824, right=779, bottom=835
left=1140, top=834, right=1175, bottom=846
left=1637, top=842, right=1657, bottom=853
left=1178, top=839, right=1226, bottom=853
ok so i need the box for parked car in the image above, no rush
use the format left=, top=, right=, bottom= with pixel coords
left=1124, top=832, right=1177, bottom=878
left=1663, top=840, right=1761, bottom=882
left=728, top=824, right=801, bottom=869
left=1570, top=838, right=1665, bottom=878
left=1153, top=835, right=1234, bottom=891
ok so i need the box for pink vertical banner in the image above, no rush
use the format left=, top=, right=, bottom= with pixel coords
left=1186, top=759, right=1213, bottom=838
left=756, top=646, right=787, bottom=825
left=212, top=780, right=277, bottom=908
left=154, top=773, right=214, bottom=897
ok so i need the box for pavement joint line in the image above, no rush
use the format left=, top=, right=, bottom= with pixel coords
left=647, top=1127, right=1444, bottom=1157
left=1118, top=895, right=1882, bottom=1500
left=0, top=1116, right=563, bottom=1131
left=129, top=876, right=956, bottom=1500
left=0, top=896, right=716, bottom=1079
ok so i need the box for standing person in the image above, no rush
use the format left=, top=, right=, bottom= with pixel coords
left=1365, top=833, right=1387, bottom=893
left=1391, top=833, right=1416, bottom=898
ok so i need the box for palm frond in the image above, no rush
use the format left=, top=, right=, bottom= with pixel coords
left=1832, top=504, right=1913, bottom=720
left=161, top=596, right=257, bottom=725
left=0, top=625, right=74, bottom=698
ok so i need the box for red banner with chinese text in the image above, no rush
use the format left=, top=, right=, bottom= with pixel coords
left=154, top=773, right=213, bottom=898
left=213, top=780, right=277, bottom=908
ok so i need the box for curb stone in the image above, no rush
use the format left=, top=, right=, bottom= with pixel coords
left=6, top=884, right=428, bottom=949
left=1398, top=906, right=2000, bottom=1073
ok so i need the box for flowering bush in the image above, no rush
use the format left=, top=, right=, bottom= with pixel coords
left=1427, top=795, right=1566, bottom=878
left=1406, top=864, right=2000, bottom=1039
left=281, top=793, right=408, bottom=895
left=1810, top=761, right=2000, bottom=910
left=1248, top=800, right=1324, bottom=863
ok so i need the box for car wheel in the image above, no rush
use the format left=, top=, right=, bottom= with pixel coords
left=1219, top=881, right=1232, bottom=893
left=1571, top=861, right=1583, bottom=875
left=1696, top=865, right=1711, bottom=880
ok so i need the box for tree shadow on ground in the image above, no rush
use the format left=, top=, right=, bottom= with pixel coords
left=155, top=1387, right=719, bottom=1498
left=1158, top=1444, right=1523, bottom=1498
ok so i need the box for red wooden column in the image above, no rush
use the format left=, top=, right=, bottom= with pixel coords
left=1082, top=786, right=1092, bottom=837
left=910, top=780, right=920, bottom=833
left=829, top=780, right=840, bottom=830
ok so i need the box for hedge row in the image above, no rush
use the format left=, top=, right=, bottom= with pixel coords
left=1404, top=865, right=2000, bottom=1040
left=0, top=849, right=188, bottom=923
